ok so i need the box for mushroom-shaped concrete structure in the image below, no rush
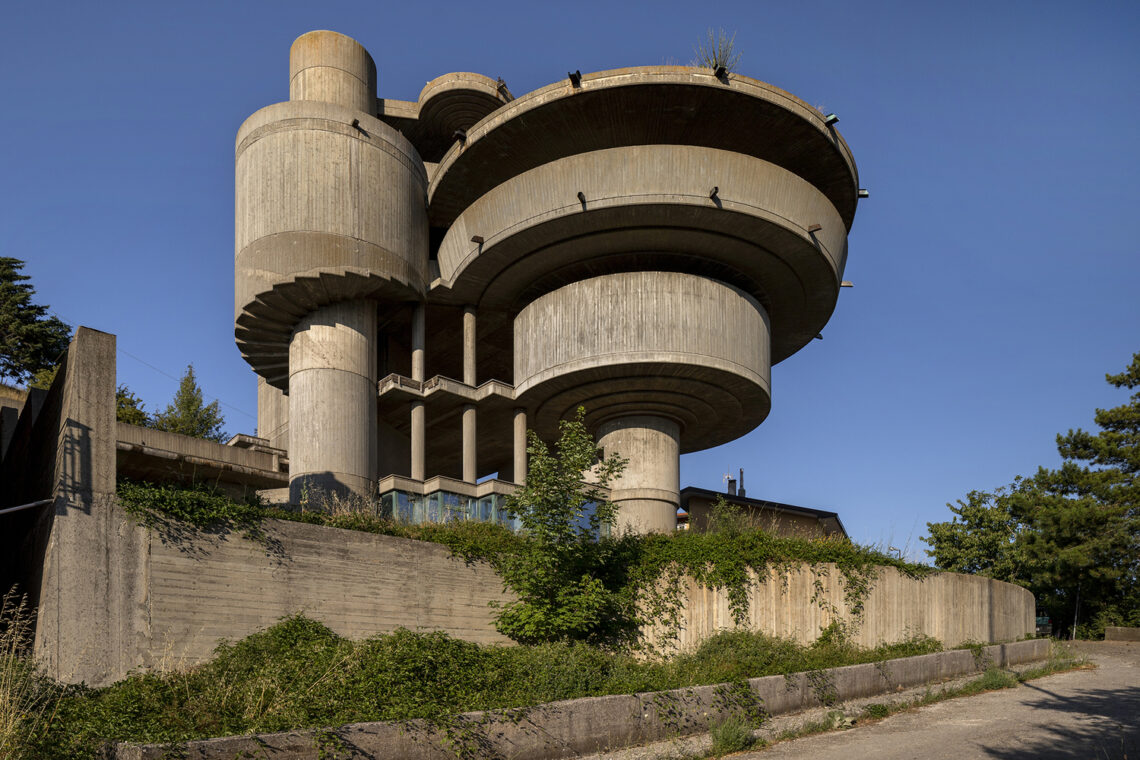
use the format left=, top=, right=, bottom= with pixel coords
left=236, top=31, right=861, bottom=530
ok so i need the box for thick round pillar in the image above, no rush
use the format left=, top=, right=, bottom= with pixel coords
left=289, top=30, right=376, bottom=112
left=288, top=300, right=377, bottom=501
left=597, top=415, right=680, bottom=534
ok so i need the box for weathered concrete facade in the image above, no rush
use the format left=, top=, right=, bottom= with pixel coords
left=0, top=330, right=1033, bottom=686
left=236, top=30, right=862, bottom=531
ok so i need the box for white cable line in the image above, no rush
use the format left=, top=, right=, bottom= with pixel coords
left=49, top=307, right=257, bottom=421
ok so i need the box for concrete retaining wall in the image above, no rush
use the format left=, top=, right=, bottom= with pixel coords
left=2, top=328, right=1034, bottom=685
left=103, top=522, right=1035, bottom=680
left=1105, top=627, right=1140, bottom=642
left=648, top=563, right=1036, bottom=651
left=114, top=637, right=1052, bottom=760
left=141, top=517, right=510, bottom=671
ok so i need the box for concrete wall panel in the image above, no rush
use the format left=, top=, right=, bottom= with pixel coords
left=143, top=519, right=511, bottom=672
left=514, top=272, right=770, bottom=397
left=647, top=563, right=1036, bottom=652
left=438, top=145, right=845, bottom=287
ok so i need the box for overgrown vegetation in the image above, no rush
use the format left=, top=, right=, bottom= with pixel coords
left=118, top=407, right=929, bottom=653
left=691, top=28, right=741, bottom=72
left=925, top=351, right=1140, bottom=638
left=708, top=714, right=756, bottom=755
left=494, top=409, right=630, bottom=645
left=0, top=592, right=59, bottom=760
left=80, top=412, right=950, bottom=758
left=11, top=615, right=945, bottom=759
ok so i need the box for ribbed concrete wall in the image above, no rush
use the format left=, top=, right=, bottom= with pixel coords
left=142, top=519, right=511, bottom=671
left=140, top=527, right=1031, bottom=674
left=648, top=563, right=1035, bottom=651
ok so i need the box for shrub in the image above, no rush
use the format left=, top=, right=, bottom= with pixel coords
left=709, top=714, right=755, bottom=755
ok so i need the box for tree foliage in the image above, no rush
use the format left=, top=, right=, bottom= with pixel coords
left=0, top=258, right=71, bottom=385
left=925, top=352, right=1140, bottom=637
left=116, top=385, right=149, bottom=427
left=151, top=365, right=226, bottom=442
left=495, top=407, right=633, bottom=646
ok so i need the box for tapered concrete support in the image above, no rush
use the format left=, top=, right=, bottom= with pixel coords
left=289, top=30, right=376, bottom=113
left=462, top=404, right=477, bottom=483
left=513, top=408, right=527, bottom=485
left=597, top=415, right=679, bottom=534
left=288, top=300, right=377, bottom=501
left=462, top=305, right=476, bottom=386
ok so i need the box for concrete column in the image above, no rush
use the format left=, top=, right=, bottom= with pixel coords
left=461, top=306, right=478, bottom=483
left=410, top=301, right=425, bottom=481
left=410, top=402, right=425, bottom=480
left=462, top=305, right=477, bottom=386
left=411, top=302, right=425, bottom=382
left=596, top=415, right=680, bottom=534
left=462, top=404, right=477, bottom=483
left=512, top=407, right=528, bottom=484
left=288, top=300, right=377, bottom=500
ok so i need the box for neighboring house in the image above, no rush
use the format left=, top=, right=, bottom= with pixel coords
left=679, top=477, right=847, bottom=539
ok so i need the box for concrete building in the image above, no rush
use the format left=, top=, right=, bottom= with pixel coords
left=236, top=30, right=862, bottom=534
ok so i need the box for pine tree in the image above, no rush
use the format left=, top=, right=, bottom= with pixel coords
left=0, top=258, right=71, bottom=384
left=151, top=365, right=226, bottom=442
left=925, top=352, right=1140, bottom=637
left=116, top=384, right=149, bottom=427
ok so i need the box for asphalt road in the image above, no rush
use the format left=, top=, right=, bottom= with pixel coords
left=737, top=641, right=1138, bottom=760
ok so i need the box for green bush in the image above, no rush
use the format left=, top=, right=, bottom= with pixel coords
left=19, top=616, right=950, bottom=759
left=709, top=714, right=755, bottom=755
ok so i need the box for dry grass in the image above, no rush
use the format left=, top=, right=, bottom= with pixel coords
left=0, top=589, right=58, bottom=760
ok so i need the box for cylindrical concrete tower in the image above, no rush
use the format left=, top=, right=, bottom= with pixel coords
left=235, top=31, right=428, bottom=500
left=513, top=271, right=772, bottom=532
left=239, top=40, right=861, bottom=532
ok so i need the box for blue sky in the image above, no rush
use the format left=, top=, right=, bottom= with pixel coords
left=3, top=0, right=1137, bottom=556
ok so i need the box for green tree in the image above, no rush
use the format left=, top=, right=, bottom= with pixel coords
left=30, top=363, right=151, bottom=428
left=923, top=487, right=1024, bottom=581
left=925, top=352, right=1140, bottom=637
left=151, top=365, right=226, bottom=442
left=495, top=407, right=631, bottom=646
left=116, top=384, right=149, bottom=427
left=0, top=258, right=71, bottom=385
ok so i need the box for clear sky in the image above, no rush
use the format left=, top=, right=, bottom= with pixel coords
left=3, top=0, right=1137, bottom=557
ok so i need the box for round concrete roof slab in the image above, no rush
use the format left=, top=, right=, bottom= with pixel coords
left=432, top=146, right=845, bottom=364
left=522, top=365, right=772, bottom=454
left=379, top=72, right=511, bottom=163
left=428, top=66, right=859, bottom=230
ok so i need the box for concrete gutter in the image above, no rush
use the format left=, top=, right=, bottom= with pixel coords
left=114, top=638, right=1050, bottom=760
